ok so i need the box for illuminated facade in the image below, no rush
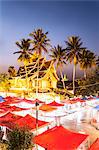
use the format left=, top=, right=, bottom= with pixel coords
left=10, top=57, right=58, bottom=92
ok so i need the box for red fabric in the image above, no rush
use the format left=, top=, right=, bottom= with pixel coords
left=65, top=100, right=77, bottom=104
left=0, top=112, right=23, bottom=129
left=8, top=106, right=28, bottom=112
left=4, top=96, right=12, bottom=101
left=34, top=126, right=88, bottom=150
left=89, top=138, right=99, bottom=150
left=0, top=112, right=22, bottom=122
left=21, top=98, right=35, bottom=104
left=0, top=105, right=11, bottom=112
left=0, top=102, right=9, bottom=108
left=74, top=98, right=85, bottom=103
left=0, top=105, right=27, bottom=112
left=47, top=101, right=64, bottom=107
left=4, top=97, right=21, bottom=105
left=32, top=99, right=44, bottom=104
left=15, top=114, right=48, bottom=130
left=87, top=97, right=95, bottom=100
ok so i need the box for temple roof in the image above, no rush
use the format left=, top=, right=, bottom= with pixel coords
left=16, top=57, right=58, bottom=80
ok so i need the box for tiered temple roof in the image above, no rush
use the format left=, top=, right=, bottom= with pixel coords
left=17, top=57, right=58, bottom=80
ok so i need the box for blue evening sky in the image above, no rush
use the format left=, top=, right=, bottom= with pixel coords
left=0, top=0, right=99, bottom=79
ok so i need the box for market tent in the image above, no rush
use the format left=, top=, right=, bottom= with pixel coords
left=34, top=126, right=88, bottom=150
left=14, top=114, right=49, bottom=130
left=16, top=98, right=44, bottom=105
left=0, top=105, right=11, bottom=112
left=94, top=105, right=99, bottom=111
left=47, top=101, right=64, bottom=107
left=75, top=98, right=85, bottom=103
left=89, top=138, right=99, bottom=150
left=32, top=99, right=45, bottom=104
left=4, top=96, right=12, bottom=101
left=8, top=106, right=28, bottom=112
left=3, top=96, right=21, bottom=105
left=0, top=112, right=22, bottom=122
left=87, top=96, right=95, bottom=100
left=39, top=104, right=57, bottom=112
left=21, top=98, right=35, bottom=104
left=0, top=104, right=27, bottom=112
left=65, top=100, right=77, bottom=104
left=0, top=112, right=23, bottom=129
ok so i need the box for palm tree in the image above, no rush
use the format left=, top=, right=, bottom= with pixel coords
left=29, top=28, right=51, bottom=135
left=65, top=36, right=85, bottom=94
left=29, top=28, right=51, bottom=55
left=29, top=28, right=51, bottom=93
left=8, top=66, right=16, bottom=78
left=50, top=45, right=66, bottom=89
left=13, top=39, right=32, bottom=88
left=79, top=49, right=96, bottom=78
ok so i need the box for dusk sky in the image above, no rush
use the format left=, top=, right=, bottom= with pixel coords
left=0, top=0, right=99, bottom=79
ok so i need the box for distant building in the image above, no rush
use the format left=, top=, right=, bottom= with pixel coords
left=10, top=57, right=59, bottom=92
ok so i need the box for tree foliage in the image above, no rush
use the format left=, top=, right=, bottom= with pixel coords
left=13, top=39, right=32, bottom=65
left=50, top=44, right=66, bottom=88
left=8, top=66, right=16, bottom=78
left=7, top=128, right=34, bottom=150
left=0, top=73, right=11, bottom=92
left=29, top=28, right=51, bottom=55
left=76, top=67, right=99, bottom=96
left=79, top=49, right=96, bottom=78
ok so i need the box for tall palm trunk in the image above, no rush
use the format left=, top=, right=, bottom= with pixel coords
left=24, top=64, right=28, bottom=90
left=73, top=63, right=76, bottom=95
left=36, top=57, right=39, bottom=97
left=84, top=69, right=87, bottom=79
left=60, top=67, right=65, bottom=89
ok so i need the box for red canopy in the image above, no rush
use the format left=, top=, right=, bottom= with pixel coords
left=0, top=112, right=22, bottom=122
left=0, top=112, right=23, bottom=129
left=47, top=101, right=64, bottom=107
left=89, top=138, right=99, bottom=150
left=21, top=98, right=35, bottom=104
left=3, top=96, right=21, bottom=105
left=65, top=100, right=77, bottom=104
left=75, top=98, right=85, bottom=103
left=14, top=114, right=49, bottom=130
left=8, top=106, right=28, bottom=112
left=20, top=98, right=44, bottom=105
left=4, top=96, right=12, bottom=101
left=32, top=99, right=44, bottom=104
left=87, top=96, right=95, bottom=100
left=34, top=126, right=88, bottom=150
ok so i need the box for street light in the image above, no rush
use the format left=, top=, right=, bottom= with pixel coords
left=35, top=101, right=39, bottom=135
